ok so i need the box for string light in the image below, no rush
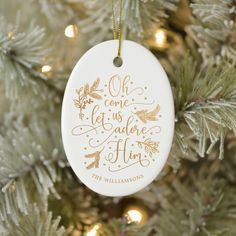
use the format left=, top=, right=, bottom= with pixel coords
left=64, top=24, right=78, bottom=38
left=150, top=28, right=182, bottom=50
left=124, top=205, right=148, bottom=225
left=155, top=29, right=167, bottom=48
left=41, top=65, right=52, bottom=73
left=8, top=31, right=15, bottom=39
left=126, top=209, right=143, bottom=223
left=86, top=223, right=101, bottom=236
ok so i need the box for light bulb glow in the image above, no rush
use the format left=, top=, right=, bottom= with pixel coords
left=41, top=65, right=52, bottom=73
left=126, top=209, right=143, bottom=224
left=155, top=29, right=167, bottom=48
left=86, top=224, right=101, bottom=236
left=8, top=31, right=15, bottom=39
left=64, top=24, right=78, bottom=38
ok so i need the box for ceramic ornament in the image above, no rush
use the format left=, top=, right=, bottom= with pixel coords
left=61, top=40, right=174, bottom=197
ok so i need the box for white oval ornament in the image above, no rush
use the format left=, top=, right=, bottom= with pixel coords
left=61, top=40, right=174, bottom=197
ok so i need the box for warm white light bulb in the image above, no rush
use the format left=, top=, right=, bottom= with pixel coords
left=86, top=224, right=100, bottom=236
left=8, top=31, right=15, bottom=39
left=41, top=65, right=52, bottom=73
left=126, top=209, right=143, bottom=224
left=64, top=24, right=78, bottom=38
left=155, top=29, right=167, bottom=48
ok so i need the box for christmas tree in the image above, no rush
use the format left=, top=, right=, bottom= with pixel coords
left=1, top=0, right=236, bottom=235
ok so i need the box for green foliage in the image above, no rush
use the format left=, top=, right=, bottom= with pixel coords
left=78, top=0, right=179, bottom=44
left=0, top=17, right=47, bottom=96
left=156, top=169, right=236, bottom=235
left=48, top=175, right=102, bottom=231
left=97, top=219, right=152, bottom=236
left=93, top=163, right=236, bottom=235
left=0, top=202, right=65, bottom=236
left=0, top=114, right=65, bottom=216
left=171, top=57, right=236, bottom=163
left=187, top=0, right=236, bottom=63
left=219, top=138, right=236, bottom=184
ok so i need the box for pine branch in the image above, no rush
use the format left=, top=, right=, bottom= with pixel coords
left=95, top=218, right=152, bottom=236
left=11, top=54, right=64, bottom=97
left=36, top=0, right=75, bottom=29
left=49, top=174, right=102, bottom=231
left=89, top=157, right=236, bottom=236
left=172, top=56, right=236, bottom=163
left=155, top=170, right=236, bottom=235
left=187, top=0, right=236, bottom=64
left=0, top=115, right=66, bottom=216
left=0, top=202, right=65, bottom=235
left=0, top=16, right=64, bottom=103
left=219, top=136, right=236, bottom=184
left=76, top=0, right=179, bottom=44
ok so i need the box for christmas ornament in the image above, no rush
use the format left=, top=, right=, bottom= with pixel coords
left=61, top=0, right=174, bottom=197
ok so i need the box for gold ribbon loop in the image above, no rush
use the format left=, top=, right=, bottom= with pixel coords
left=112, top=0, right=122, bottom=58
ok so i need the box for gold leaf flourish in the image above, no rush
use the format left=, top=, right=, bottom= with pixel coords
left=73, top=78, right=103, bottom=119
left=134, top=105, right=160, bottom=123
left=85, top=148, right=104, bottom=169
left=136, top=138, right=159, bottom=157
